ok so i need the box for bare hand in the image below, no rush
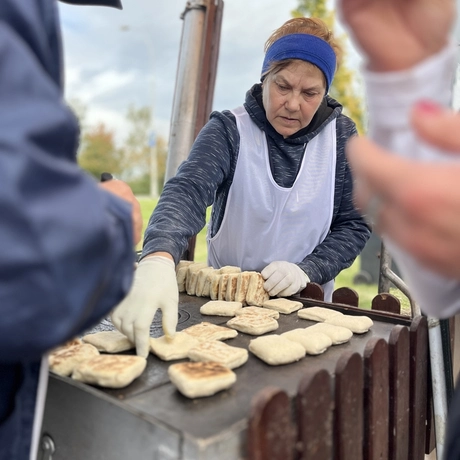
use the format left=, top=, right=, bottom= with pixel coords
left=100, top=180, right=143, bottom=245
left=337, top=0, right=454, bottom=71
left=346, top=105, right=460, bottom=279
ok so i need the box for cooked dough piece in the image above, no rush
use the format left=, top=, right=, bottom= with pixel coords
left=325, top=315, right=374, bottom=334
left=168, top=362, right=236, bottom=398
left=188, top=341, right=248, bottom=369
left=82, top=330, right=134, bottom=353
left=200, top=269, right=218, bottom=298
left=200, top=300, right=243, bottom=317
left=308, top=323, right=353, bottom=345
left=235, top=271, right=257, bottom=304
left=177, top=266, right=189, bottom=293
left=226, top=313, right=279, bottom=335
left=195, top=267, right=215, bottom=297
left=263, top=298, right=303, bottom=314
left=51, top=337, right=83, bottom=354
left=186, top=263, right=209, bottom=296
left=298, top=306, right=344, bottom=322
left=225, top=273, right=240, bottom=301
left=235, top=306, right=280, bottom=319
left=176, top=260, right=194, bottom=272
left=177, top=261, right=200, bottom=293
left=249, top=335, right=306, bottom=365
left=182, top=322, right=238, bottom=342
left=246, top=273, right=269, bottom=306
left=210, top=274, right=222, bottom=300
left=281, top=329, right=332, bottom=355
left=217, top=266, right=241, bottom=274
left=72, top=355, right=146, bottom=388
left=150, top=332, right=200, bottom=361
left=49, top=343, right=100, bottom=377
left=218, top=273, right=232, bottom=301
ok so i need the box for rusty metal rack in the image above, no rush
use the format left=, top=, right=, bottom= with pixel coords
left=39, top=287, right=432, bottom=460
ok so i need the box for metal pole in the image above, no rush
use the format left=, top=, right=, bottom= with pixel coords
left=165, top=0, right=207, bottom=182
left=428, top=317, right=449, bottom=459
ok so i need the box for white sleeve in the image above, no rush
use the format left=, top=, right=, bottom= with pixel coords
left=363, top=42, right=460, bottom=318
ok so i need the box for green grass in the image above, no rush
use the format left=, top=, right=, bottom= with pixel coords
left=137, top=196, right=410, bottom=313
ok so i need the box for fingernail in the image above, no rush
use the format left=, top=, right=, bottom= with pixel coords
left=414, top=100, right=443, bottom=115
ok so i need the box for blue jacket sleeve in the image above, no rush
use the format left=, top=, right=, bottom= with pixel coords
left=0, top=1, right=135, bottom=363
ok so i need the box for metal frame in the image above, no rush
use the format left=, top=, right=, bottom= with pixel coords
left=378, top=242, right=448, bottom=458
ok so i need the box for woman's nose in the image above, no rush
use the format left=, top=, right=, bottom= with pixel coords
left=284, top=92, right=301, bottom=111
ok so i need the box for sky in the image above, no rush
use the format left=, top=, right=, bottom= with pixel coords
left=58, top=0, right=319, bottom=144
left=59, top=0, right=460, bottom=146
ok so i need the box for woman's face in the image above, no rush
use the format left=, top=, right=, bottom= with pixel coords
left=262, top=61, right=326, bottom=138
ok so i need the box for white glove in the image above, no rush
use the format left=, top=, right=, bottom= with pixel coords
left=111, top=255, right=178, bottom=358
left=261, top=261, right=310, bottom=297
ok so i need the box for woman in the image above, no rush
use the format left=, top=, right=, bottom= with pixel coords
left=112, top=17, right=371, bottom=358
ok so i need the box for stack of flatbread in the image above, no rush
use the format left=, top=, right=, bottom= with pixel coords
left=176, top=262, right=270, bottom=306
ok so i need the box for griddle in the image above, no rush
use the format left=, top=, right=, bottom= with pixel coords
left=40, top=294, right=412, bottom=460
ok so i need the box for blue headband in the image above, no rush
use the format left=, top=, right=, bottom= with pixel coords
left=261, top=33, right=336, bottom=92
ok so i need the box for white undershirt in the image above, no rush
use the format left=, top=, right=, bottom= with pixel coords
left=363, top=42, right=460, bottom=318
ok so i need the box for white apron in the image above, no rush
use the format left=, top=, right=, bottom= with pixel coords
left=207, top=106, right=337, bottom=300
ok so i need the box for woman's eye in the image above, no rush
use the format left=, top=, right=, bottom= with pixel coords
left=277, top=83, right=289, bottom=91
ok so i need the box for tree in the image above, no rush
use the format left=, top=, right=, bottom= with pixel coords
left=121, top=106, right=152, bottom=181
left=292, top=0, right=366, bottom=134
left=120, top=105, right=168, bottom=196
left=78, top=123, right=122, bottom=179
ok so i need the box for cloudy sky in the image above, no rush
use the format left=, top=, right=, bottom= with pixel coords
left=58, top=0, right=331, bottom=144
left=59, top=0, right=460, bottom=146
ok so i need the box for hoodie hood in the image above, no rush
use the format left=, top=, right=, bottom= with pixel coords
left=243, top=83, right=342, bottom=145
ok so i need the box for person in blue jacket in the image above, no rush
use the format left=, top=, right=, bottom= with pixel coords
left=0, top=1, right=144, bottom=459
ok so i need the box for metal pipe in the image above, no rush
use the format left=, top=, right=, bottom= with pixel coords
left=428, top=317, right=449, bottom=460
left=165, top=0, right=207, bottom=182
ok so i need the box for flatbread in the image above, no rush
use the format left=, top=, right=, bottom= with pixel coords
left=308, top=323, right=353, bottom=344
left=150, top=332, right=200, bottom=361
left=168, top=361, right=236, bottom=398
left=51, top=337, right=82, bottom=354
left=49, top=343, right=100, bottom=377
left=186, top=263, right=209, bottom=296
left=82, top=330, right=134, bottom=353
left=210, top=274, right=222, bottom=300
left=182, top=322, right=238, bottom=342
left=200, top=300, right=243, bottom=317
left=217, top=266, right=241, bottom=274
left=246, top=273, right=269, bottom=306
left=297, top=306, right=344, bottom=322
left=249, top=335, right=306, bottom=365
left=325, top=315, right=374, bottom=334
left=235, top=306, right=280, bottom=319
left=72, top=355, right=146, bottom=388
left=188, top=341, right=248, bottom=369
left=281, top=329, right=332, bottom=355
left=176, top=260, right=194, bottom=271
left=226, top=313, right=279, bottom=335
left=218, top=274, right=231, bottom=301
left=176, top=265, right=189, bottom=293
left=195, top=267, right=215, bottom=297
left=235, top=271, right=257, bottom=304
left=200, top=269, right=218, bottom=298
left=225, top=273, right=239, bottom=301
left=263, top=298, right=303, bottom=314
